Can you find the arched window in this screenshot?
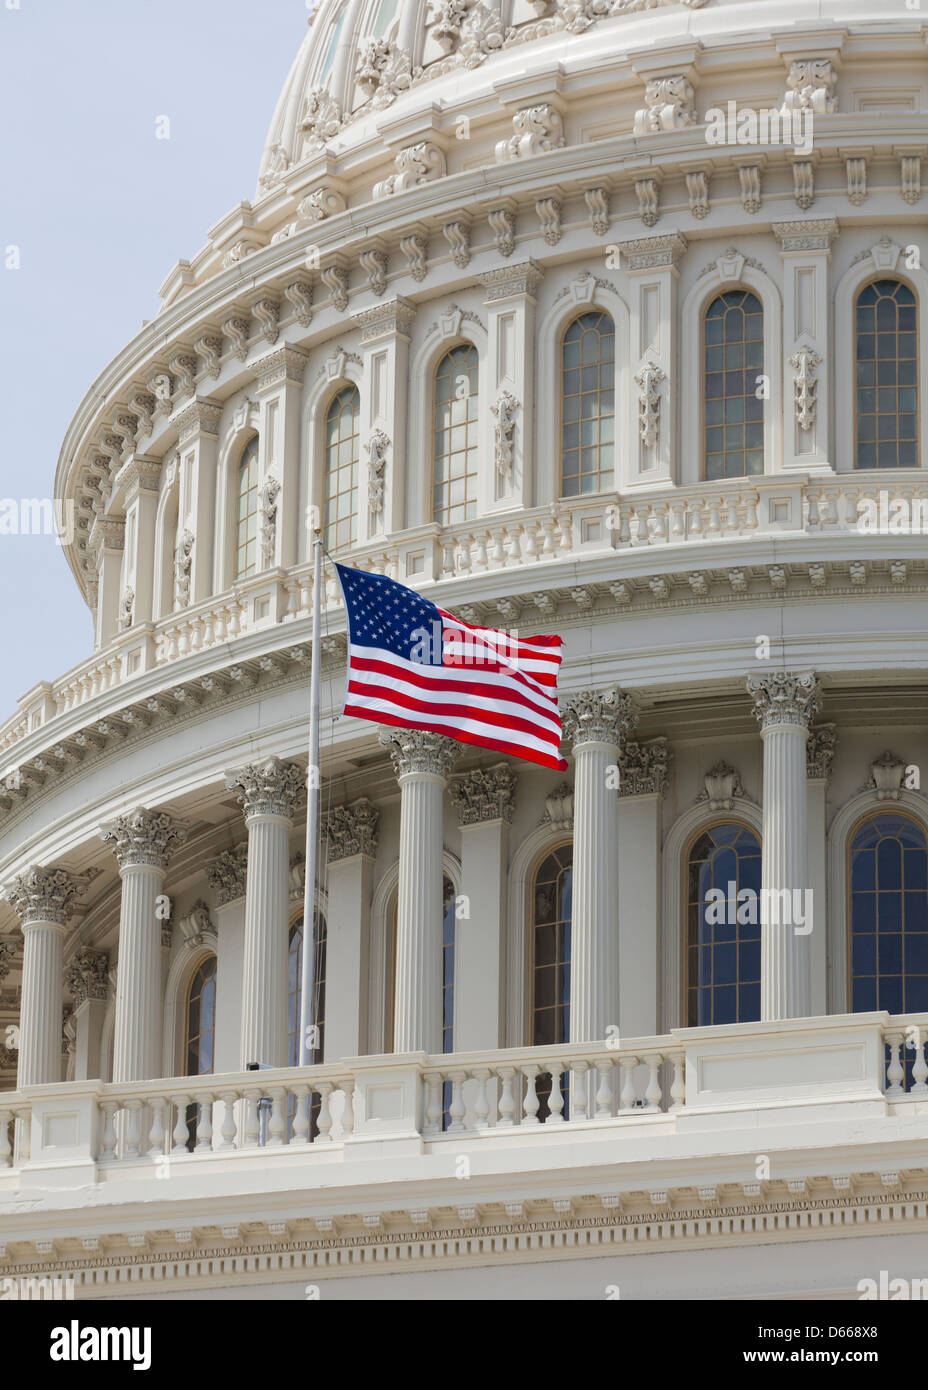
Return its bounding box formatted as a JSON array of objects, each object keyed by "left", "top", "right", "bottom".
[
  {"left": 184, "top": 954, "right": 217, "bottom": 1151},
  {"left": 532, "top": 844, "right": 572, "bottom": 1119},
  {"left": 288, "top": 912, "right": 328, "bottom": 1067},
  {"left": 323, "top": 386, "right": 360, "bottom": 552},
  {"left": 854, "top": 280, "right": 918, "bottom": 469},
  {"left": 686, "top": 823, "right": 761, "bottom": 1026},
  {"left": 849, "top": 812, "right": 928, "bottom": 1016},
  {"left": 561, "top": 311, "right": 615, "bottom": 497},
  {"left": 235, "top": 436, "right": 260, "bottom": 579},
  {"left": 703, "top": 291, "right": 764, "bottom": 480},
  {"left": 432, "top": 344, "right": 478, "bottom": 525}
]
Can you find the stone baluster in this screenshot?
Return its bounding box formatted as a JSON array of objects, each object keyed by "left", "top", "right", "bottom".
[
  {"left": 380, "top": 730, "right": 460, "bottom": 1053},
  {"left": 101, "top": 808, "right": 188, "bottom": 1082},
  {"left": 227, "top": 758, "right": 306, "bottom": 1068},
  {"left": 4, "top": 865, "right": 94, "bottom": 1086},
  {"left": 747, "top": 672, "right": 821, "bottom": 1021}
]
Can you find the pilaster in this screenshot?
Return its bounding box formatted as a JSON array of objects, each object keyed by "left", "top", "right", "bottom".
[
  {"left": 64, "top": 947, "right": 110, "bottom": 1082},
  {"left": 206, "top": 844, "right": 249, "bottom": 1074},
  {"left": 617, "top": 739, "right": 671, "bottom": 1037},
  {"left": 352, "top": 298, "right": 415, "bottom": 540},
  {"left": 773, "top": 219, "right": 839, "bottom": 472},
  {"left": 617, "top": 234, "right": 686, "bottom": 488},
  {"left": 478, "top": 261, "right": 543, "bottom": 513},
  {"left": 253, "top": 346, "right": 309, "bottom": 570},
  {"left": 173, "top": 399, "right": 222, "bottom": 604},
  {"left": 321, "top": 799, "right": 380, "bottom": 1061}
]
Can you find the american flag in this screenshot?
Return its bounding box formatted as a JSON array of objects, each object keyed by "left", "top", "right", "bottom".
[{"left": 335, "top": 564, "right": 567, "bottom": 771}]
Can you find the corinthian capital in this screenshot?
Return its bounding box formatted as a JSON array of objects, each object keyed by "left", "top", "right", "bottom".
[
  {"left": 323, "top": 798, "right": 380, "bottom": 860},
  {"left": 3, "top": 864, "right": 94, "bottom": 927},
  {"left": 747, "top": 672, "right": 821, "bottom": 732},
  {"left": 449, "top": 764, "right": 517, "bottom": 825},
  {"left": 65, "top": 947, "right": 110, "bottom": 1005},
  {"left": 618, "top": 738, "right": 672, "bottom": 798},
  {"left": 806, "top": 724, "right": 838, "bottom": 781},
  {"left": 100, "top": 808, "right": 188, "bottom": 869},
  {"left": 206, "top": 843, "right": 249, "bottom": 906},
  {"left": 226, "top": 757, "right": 306, "bottom": 821},
  {"left": 561, "top": 687, "right": 637, "bottom": 752},
  {"left": 379, "top": 728, "right": 461, "bottom": 780}
]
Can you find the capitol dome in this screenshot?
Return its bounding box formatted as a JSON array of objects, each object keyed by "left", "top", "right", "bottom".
[{"left": 2, "top": 0, "right": 928, "bottom": 1302}]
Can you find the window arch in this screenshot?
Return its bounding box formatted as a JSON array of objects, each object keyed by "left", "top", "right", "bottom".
[
  {"left": 323, "top": 386, "right": 360, "bottom": 552},
  {"left": 854, "top": 279, "right": 918, "bottom": 469},
  {"left": 288, "top": 911, "right": 328, "bottom": 1067},
  {"left": 184, "top": 954, "right": 217, "bottom": 1151},
  {"left": 432, "top": 344, "right": 478, "bottom": 525},
  {"left": 686, "top": 822, "right": 761, "bottom": 1026},
  {"left": 849, "top": 811, "right": 928, "bottom": 1015},
  {"left": 703, "top": 290, "right": 764, "bottom": 480},
  {"left": 234, "top": 436, "right": 260, "bottom": 579},
  {"left": 560, "top": 311, "right": 615, "bottom": 497}
]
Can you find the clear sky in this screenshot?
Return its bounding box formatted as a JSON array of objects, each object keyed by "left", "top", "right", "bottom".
[{"left": 0, "top": 0, "right": 309, "bottom": 727}]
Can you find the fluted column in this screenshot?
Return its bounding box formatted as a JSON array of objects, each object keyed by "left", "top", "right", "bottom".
[
  {"left": 322, "top": 800, "right": 379, "bottom": 1061},
  {"left": 4, "top": 866, "right": 93, "bottom": 1086},
  {"left": 747, "top": 672, "right": 822, "bottom": 1021},
  {"left": 562, "top": 689, "right": 637, "bottom": 1043},
  {"left": 617, "top": 738, "right": 672, "bottom": 1037},
  {"left": 101, "top": 809, "right": 187, "bottom": 1082},
  {"left": 227, "top": 759, "right": 305, "bottom": 1069},
  {"left": 380, "top": 730, "right": 460, "bottom": 1054}
]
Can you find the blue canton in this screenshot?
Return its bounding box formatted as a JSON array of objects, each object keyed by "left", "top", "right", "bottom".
[{"left": 335, "top": 564, "right": 443, "bottom": 666}]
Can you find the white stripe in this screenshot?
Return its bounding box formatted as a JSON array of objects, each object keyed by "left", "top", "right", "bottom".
[{"left": 347, "top": 692, "right": 561, "bottom": 760}]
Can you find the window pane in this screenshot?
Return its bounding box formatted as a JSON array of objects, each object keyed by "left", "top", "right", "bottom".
[
  {"left": 854, "top": 280, "right": 919, "bottom": 469},
  {"left": 559, "top": 312, "right": 615, "bottom": 497},
  {"left": 703, "top": 291, "right": 764, "bottom": 479},
  {"left": 323, "top": 386, "right": 360, "bottom": 552},
  {"left": 432, "top": 345, "right": 478, "bottom": 525},
  {"left": 686, "top": 823, "right": 762, "bottom": 1026}
]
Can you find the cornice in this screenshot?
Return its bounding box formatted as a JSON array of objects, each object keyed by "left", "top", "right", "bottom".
[{"left": 4, "top": 1174, "right": 928, "bottom": 1289}]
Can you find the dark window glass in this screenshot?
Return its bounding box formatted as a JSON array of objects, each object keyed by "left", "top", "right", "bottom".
[
  {"left": 686, "top": 823, "right": 762, "bottom": 1026},
  {"left": 703, "top": 291, "right": 764, "bottom": 480},
  {"left": 561, "top": 312, "right": 615, "bottom": 497},
  {"left": 855, "top": 280, "right": 919, "bottom": 469},
  {"left": 532, "top": 844, "right": 572, "bottom": 1119},
  {"left": 324, "top": 386, "right": 360, "bottom": 551},
  {"left": 433, "top": 345, "right": 478, "bottom": 525}
]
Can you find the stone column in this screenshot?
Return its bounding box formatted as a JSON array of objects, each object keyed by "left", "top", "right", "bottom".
[
  {"left": 617, "top": 739, "right": 671, "bottom": 1038},
  {"left": 101, "top": 809, "right": 187, "bottom": 1083},
  {"left": 747, "top": 672, "right": 822, "bottom": 1021},
  {"left": 227, "top": 759, "right": 306, "bottom": 1069},
  {"left": 562, "top": 689, "right": 637, "bottom": 1043},
  {"left": 449, "top": 764, "right": 516, "bottom": 1051},
  {"left": 120, "top": 456, "right": 162, "bottom": 627},
  {"left": 380, "top": 730, "right": 460, "bottom": 1054},
  {"left": 806, "top": 725, "right": 837, "bottom": 1017},
  {"left": 322, "top": 799, "right": 379, "bottom": 1061},
  {"left": 64, "top": 947, "right": 110, "bottom": 1081},
  {"left": 206, "top": 844, "right": 249, "bottom": 1075},
  {"left": 4, "top": 866, "right": 93, "bottom": 1086}
]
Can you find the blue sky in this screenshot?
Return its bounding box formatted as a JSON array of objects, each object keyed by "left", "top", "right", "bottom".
[{"left": 0, "top": 0, "right": 308, "bottom": 722}]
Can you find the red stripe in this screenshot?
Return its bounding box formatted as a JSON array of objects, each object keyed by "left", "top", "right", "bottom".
[
  {"left": 347, "top": 678, "right": 561, "bottom": 746},
  {"left": 437, "top": 608, "right": 564, "bottom": 650},
  {"left": 344, "top": 705, "right": 568, "bottom": 771},
  {"left": 349, "top": 653, "right": 560, "bottom": 725}
]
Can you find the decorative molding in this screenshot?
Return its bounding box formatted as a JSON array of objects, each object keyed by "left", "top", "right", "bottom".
[
  {"left": 699, "top": 761, "right": 745, "bottom": 811},
  {"left": 634, "top": 177, "right": 660, "bottom": 228},
  {"left": 379, "top": 728, "right": 461, "bottom": 779},
  {"left": 535, "top": 197, "right": 561, "bottom": 246},
  {"left": 845, "top": 156, "right": 867, "bottom": 207},
  {"left": 789, "top": 346, "right": 822, "bottom": 432},
  {"left": 619, "top": 232, "right": 686, "bottom": 273},
  {"left": 442, "top": 219, "right": 471, "bottom": 269},
  {"left": 488, "top": 207, "right": 515, "bottom": 258},
  {"left": 561, "top": 687, "right": 637, "bottom": 750},
  {"left": 806, "top": 724, "right": 837, "bottom": 782},
  {"left": 320, "top": 265, "right": 349, "bottom": 313},
  {"left": 491, "top": 391, "right": 519, "bottom": 483},
  {"left": 867, "top": 751, "right": 907, "bottom": 802},
  {"left": 3, "top": 865, "right": 94, "bottom": 927},
  {"left": 495, "top": 104, "right": 565, "bottom": 163},
  {"left": 900, "top": 154, "right": 921, "bottom": 206},
  {"left": 738, "top": 164, "right": 762, "bottom": 215},
  {"left": 173, "top": 529, "right": 194, "bottom": 611},
  {"left": 359, "top": 249, "right": 388, "bottom": 296},
  {"left": 685, "top": 169, "right": 709, "bottom": 220},
  {"left": 633, "top": 75, "right": 696, "bottom": 134},
  {"left": 373, "top": 142, "right": 446, "bottom": 200},
  {"left": 543, "top": 782, "right": 574, "bottom": 831},
  {"left": 284, "top": 279, "right": 314, "bottom": 327},
  {"left": 366, "top": 430, "right": 390, "bottom": 515},
  {"left": 618, "top": 738, "right": 671, "bottom": 798},
  {"left": 258, "top": 474, "right": 280, "bottom": 567},
  {"left": 400, "top": 233, "right": 428, "bottom": 282},
  {"left": 354, "top": 296, "right": 416, "bottom": 343},
  {"left": 355, "top": 39, "right": 412, "bottom": 108},
  {"left": 634, "top": 360, "right": 665, "bottom": 449},
  {"left": 100, "top": 808, "right": 188, "bottom": 871},
  {"left": 226, "top": 758, "right": 306, "bottom": 822},
  {"left": 298, "top": 185, "right": 347, "bottom": 223},
  {"left": 584, "top": 186, "right": 610, "bottom": 236},
  {"left": 772, "top": 218, "right": 839, "bottom": 254},
  {"left": 299, "top": 89, "right": 343, "bottom": 153},
  {"left": 323, "top": 797, "right": 380, "bottom": 860},
  {"left": 746, "top": 672, "right": 822, "bottom": 732},
  {"left": 449, "top": 764, "right": 517, "bottom": 825},
  {"left": 176, "top": 900, "right": 214, "bottom": 949},
  {"left": 206, "top": 844, "right": 248, "bottom": 907},
  {"left": 479, "top": 259, "right": 543, "bottom": 301},
  {"left": 781, "top": 59, "right": 838, "bottom": 116},
  {"left": 792, "top": 161, "right": 814, "bottom": 212},
  {"left": 222, "top": 317, "right": 251, "bottom": 363}
]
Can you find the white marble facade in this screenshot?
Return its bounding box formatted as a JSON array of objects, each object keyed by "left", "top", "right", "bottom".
[{"left": 1, "top": 0, "right": 928, "bottom": 1299}]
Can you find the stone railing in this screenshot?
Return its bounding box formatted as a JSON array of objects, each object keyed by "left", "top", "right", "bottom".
[
  {"left": 1, "top": 472, "right": 925, "bottom": 758},
  {"left": 1, "top": 1014, "right": 925, "bottom": 1184}
]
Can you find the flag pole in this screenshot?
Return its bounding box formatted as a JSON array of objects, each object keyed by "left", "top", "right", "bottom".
[{"left": 298, "top": 527, "right": 323, "bottom": 1068}]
